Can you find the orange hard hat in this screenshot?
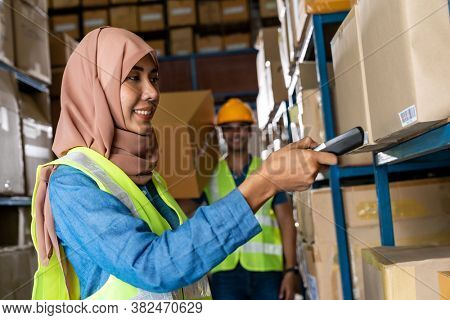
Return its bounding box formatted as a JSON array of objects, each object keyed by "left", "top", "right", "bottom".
[{"left": 216, "top": 98, "right": 255, "bottom": 125}]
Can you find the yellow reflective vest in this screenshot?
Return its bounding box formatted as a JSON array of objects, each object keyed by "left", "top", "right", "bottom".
[
  {"left": 31, "top": 147, "right": 211, "bottom": 300},
  {"left": 204, "top": 157, "right": 283, "bottom": 273}
]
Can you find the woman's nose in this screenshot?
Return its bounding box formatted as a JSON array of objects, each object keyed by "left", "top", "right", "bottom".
[{"left": 142, "top": 80, "right": 159, "bottom": 101}]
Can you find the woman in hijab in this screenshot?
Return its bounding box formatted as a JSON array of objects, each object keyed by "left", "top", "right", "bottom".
[{"left": 31, "top": 27, "right": 337, "bottom": 300}]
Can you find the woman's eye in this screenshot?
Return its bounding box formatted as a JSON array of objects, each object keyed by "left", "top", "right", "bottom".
[
  {"left": 150, "top": 77, "right": 159, "bottom": 84},
  {"left": 126, "top": 75, "right": 139, "bottom": 81}
]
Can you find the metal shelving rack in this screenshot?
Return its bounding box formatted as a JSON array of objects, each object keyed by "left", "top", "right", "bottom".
[{"left": 281, "top": 11, "right": 450, "bottom": 300}]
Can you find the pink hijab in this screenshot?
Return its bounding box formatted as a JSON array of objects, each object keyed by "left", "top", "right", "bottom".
[{"left": 35, "top": 27, "right": 159, "bottom": 266}]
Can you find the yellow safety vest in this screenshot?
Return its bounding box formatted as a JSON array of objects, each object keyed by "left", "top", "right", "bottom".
[
  {"left": 204, "top": 157, "right": 283, "bottom": 273},
  {"left": 31, "top": 147, "right": 211, "bottom": 300}
]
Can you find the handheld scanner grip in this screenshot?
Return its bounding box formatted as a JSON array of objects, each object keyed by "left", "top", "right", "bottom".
[{"left": 313, "top": 127, "right": 365, "bottom": 156}]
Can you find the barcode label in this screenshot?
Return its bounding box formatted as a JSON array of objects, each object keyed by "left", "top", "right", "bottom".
[
  {"left": 223, "top": 6, "right": 245, "bottom": 15},
  {"left": 398, "top": 105, "right": 417, "bottom": 127}
]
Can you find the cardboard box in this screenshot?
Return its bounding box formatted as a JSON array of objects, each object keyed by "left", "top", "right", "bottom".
[
  {"left": 0, "top": 0, "right": 14, "bottom": 66},
  {"left": 357, "top": 0, "right": 450, "bottom": 143},
  {"left": 50, "top": 67, "right": 64, "bottom": 97},
  {"left": 82, "top": 0, "right": 107, "bottom": 6},
  {"left": 196, "top": 35, "right": 223, "bottom": 54},
  {"left": 362, "top": 245, "right": 450, "bottom": 300},
  {"left": 23, "top": 0, "right": 48, "bottom": 12},
  {"left": 152, "top": 91, "right": 219, "bottom": 199},
  {"left": 0, "top": 70, "right": 25, "bottom": 195},
  {"left": 221, "top": 0, "right": 249, "bottom": 23},
  {"left": 170, "top": 27, "right": 194, "bottom": 56},
  {"left": 438, "top": 271, "right": 450, "bottom": 300},
  {"left": 167, "top": 0, "right": 196, "bottom": 27},
  {"left": 19, "top": 92, "right": 53, "bottom": 195},
  {"left": 138, "top": 4, "right": 164, "bottom": 32},
  {"left": 110, "top": 0, "right": 136, "bottom": 3},
  {"left": 146, "top": 40, "right": 165, "bottom": 57},
  {"left": 83, "top": 9, "right": 108, "bottom": 35},
  {"left": 305, "top": 0, "right": 355, "bottom": 14},
  {"left": 13, "top": 0, "right": 51, "bottom": 84},
  {"left": 51, "top": 15, "right": 80, "bottom": 40},
  {"left": 198, "top": 1, "right": 221, "bottom": 25},
  {"left": 303, "top": 243, "right": 343, "bottom": 299},
  {"left": 49, "top": 33, "right": 78, "bottom": 67},
  {"left": 299, "top": 89, "right": 325, "bottom": 144},
  {"left": 0, "top": 246, "right": 38, "bottom": 299},
  {"left": 259, "top": 0, "right": 278, "bottom": 18},
  {"left": 50, "top": 0, "right": 79, "bottom": 8},
  {"left": 110, "top": 6, "right": 138, "bottom": 32},
  {"left": 224, "top": 33, "right": 250, "bottom": 51}
]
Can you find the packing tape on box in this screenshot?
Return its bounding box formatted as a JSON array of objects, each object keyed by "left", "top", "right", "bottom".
[
  {"left": 356, "top": 199, "right": 427, "bottom": 221},
  {"left": 0, "top": 107, "right": 9, "bottom": 132},
  {"left": 305, "top": 0, "right": 355, "bottom": 14},
  {"left": 141, "top": 13, "right": 162, "bottom": 22},
  {"left": 85, "top": 18, "right": 106, "bottom": 28},
  {"left": 171, "top": 7, "right": 192, "bottom": 16},
  {"left": 223, "top": 6, "right": 245, "bottom": 15}
]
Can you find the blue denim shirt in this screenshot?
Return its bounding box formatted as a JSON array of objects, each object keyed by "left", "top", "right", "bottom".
[{"left": 49, "top": 165, "right": 261, "bottom": 299}]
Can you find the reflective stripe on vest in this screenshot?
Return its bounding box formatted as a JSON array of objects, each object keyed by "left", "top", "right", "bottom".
[
  {"left": 31, "top": 147, "right": 211, "bottom": 300},
  {"left": 204, "top": 157, "right": 283, "bottom": 273}
]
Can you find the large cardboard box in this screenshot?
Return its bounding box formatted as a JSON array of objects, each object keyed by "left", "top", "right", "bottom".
[
  {"left": 438, "top": 271, "right": 450, "bottom": 300},
  {"left": 110, "top": 6, "right": 138, "bottom": 32},
  {"left": 0, "top": 0, "right": 14, "bottom": 66},
  {"left": 362, "top": 246, "right": 450, "bottom": 300},
  {"left": 357, "top": 0, "right": 450, "bottom": 143},
  {"left": 49, "top": 33, "right": 78, "bottom": 67},
  {"left": 152, "top": 91, "right": 219, "bottom": 199},
  {"left": 303, "top": 243, "right": 343, "bottom": 299},
  {"left": 198, "top": 1, "right": 221, "bottom": 25},
  {"left": 259, "top": 0, "right": 278, "bottom": 18},
  {"left": 24, "top": 0, "right": 48, "bottom": 12},
  {"left": 224, "top": 33, "right": 250, "bottom": 51},
  {"left": 51, "top": 14, "right": 80, "bottom": 40},
  {"left": 0, "top": 70, "right": 25, "bottom": 195},
  {"left": 170, "top": 27, "right": 193, "bottom": 56},
  {"left": 49, "top": 0, "right": 79, "bottom": 8},
  {"left": 82, "top": 0, "right": 108, "bottom": 6},
  {"left": 299, "top": 89, "right": 325, "bottom": 144},
  {"left": 146, "top": 40, "right": 165, "bottom": 57},
  {"left": 138, "top": 4, "right": 164, "bottom": 32},
  {"left": 19, "top": 92, "right": 53, "bottom": 196},
  {"left": 167, "top": 0, "right": 196, "bottom": 27},
  {"left": 221, "top": 0, "right": 249, "bottom": 23},
  {"left": 196, "top": 35, "right": 222, "bottom": 54},
  {"left": 13, "top": 0, "right": 51, "bottom": 84},
  {"left": 83, "top": 9, "right": 108, "bottom": 35},
  {"left": 305, "top": 0, "right": 355, "bottom": 14}
]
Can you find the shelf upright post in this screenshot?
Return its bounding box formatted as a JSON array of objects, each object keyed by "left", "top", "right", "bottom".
[{"left": 312, "top": 13, "right": 353, "bottom": 300}]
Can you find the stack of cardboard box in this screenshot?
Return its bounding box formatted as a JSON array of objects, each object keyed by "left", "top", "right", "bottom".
[{"left": 296, "top": 177, "right": 450, "bottom": 299}]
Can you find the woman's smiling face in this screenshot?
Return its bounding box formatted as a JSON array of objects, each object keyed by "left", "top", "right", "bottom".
[{"left": 120, "top": 54, "right": 159, "bottom": 135}]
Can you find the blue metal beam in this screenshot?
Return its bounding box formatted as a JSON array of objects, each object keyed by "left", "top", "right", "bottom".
[
  {"left": 0, "top": 197, "right": 32, "bottom": 206},
  {"left": 0, "top": 61, "right": 49, "bottom": 93}
]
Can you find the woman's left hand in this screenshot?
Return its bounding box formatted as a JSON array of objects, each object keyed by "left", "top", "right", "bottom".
[{"left": 278, "top": 272, "right": 298, "bottom": 300}]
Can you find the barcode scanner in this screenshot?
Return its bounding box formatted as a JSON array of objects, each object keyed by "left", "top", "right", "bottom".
[{"left": 313, "top": 127, "right": 365, "bottom": 156}]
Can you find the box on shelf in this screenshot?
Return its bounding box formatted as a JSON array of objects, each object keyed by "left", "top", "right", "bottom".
[
  {"left": 298, "top": 89, "right": 325, "bottom": 144},
  {"left": 362, "top": 245, "right": 450, "bottom": 300},
  {"left": 224, "top": 33, "right": 250, "bottom": 51},
  {"left": 82, "top": 0, "right": 108, "bottom": 6},
  {"left": 438, "top": 271, "right": 450, "bottom": 300},
  {"left": 19, "top": 92, "right": 53, "bottom": 196},
  {"left": 146, "top": 40, "right": 165, "bottom": 57},
  {"left": 13, "top": 0, "right": 51, "bottom": 84},
  {"left": 50, "top": 33, "right": 79, "bottom": 68},
  {"left": 357, "top": 0, "right": 450, "bottom": 143},
  {"left": 110, "top": 0, "right": 137, "bottom": 3},
  {"left": 23, "top": 0, "right": 48, "bottom": 12},
  {"left": 152, "top": 90, "right": 220, "bottom": 199},
  {"left": 221, "top": 0, "right": 249, "bottom": 23},
  {"left": 138, "top": 4, "right": 164, "bottom": 32},
  {"left": 259, "top": 0, "right": 278, "bottom": 18},
  {"left": 196, "top": 35, "right": 223, "bottom": 54},
  {"left": 110, "top": 6, "right": 139, "bottom": 32},
  {"left": 168, "top": 0, "right": 196, "bottom": 27},
  {"left": 305, "top": 0, "right": 355, "bottom": 14},
  {"left": 0, "top": 0, "right": 15, "bottom": 66},
  {"left": 49, "top": 0, "right": 79, "bottom": 9},
  {"left": 51, "top": 14, "right": 80, "bottom": 40},
  {"left": 170, "top": 27, "right": 194, "bottom": 56},
  {"left": 83, "top": 9, "right": 108, "bottom": 35},
  {"left": 198, "top": 1, "right": 221, "bottom": 25},
  {"left": 0, "top": 70, "right": 25, "bottom": 195}
]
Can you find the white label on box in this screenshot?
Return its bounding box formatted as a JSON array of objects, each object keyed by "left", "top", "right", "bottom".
[
  {"left": 25, "top": 144, "right": 51, "bottom": 159},
  {"left": 398, "top": 105, "right": 417, "bottom": 127},
  {"left": 223, "top": 5, "right": 245, "bottom": 15},
  {"left": 0, "top": 107, "right": 9, "bottom": 132},
  {"left": 171, "top": 7, "right": 192, "bottom": 16},
  {"left": 306, "top": 274, "right": 318, "bottom": 300},
  {"left": 54, "top": 23, "right": 77, "bottom": 32},
  {"left": 226, "top": 43, "right": 247, "bottom": 51},
  {"left": 84, "top": 19, "right": 106, "bottom": 28},
  {"left": 198, "top": 46, "right": 221, "bottom": 53},
  {"left": 265, "top": 1, "right": 277, "bottom": 10},
  {"left": 141, "top": 13, "right": 162, "bottom": 22}
]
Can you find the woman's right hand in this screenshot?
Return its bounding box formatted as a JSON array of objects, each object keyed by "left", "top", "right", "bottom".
[{"left": 238, "top": 137, "right": 337, "bottom": 213}]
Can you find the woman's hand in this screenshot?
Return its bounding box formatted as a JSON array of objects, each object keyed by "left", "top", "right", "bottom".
[{"left": 238, "top": 137, "right": 337, "bottom": 213}]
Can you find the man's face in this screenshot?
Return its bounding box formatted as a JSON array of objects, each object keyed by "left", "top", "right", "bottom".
[{"left": 221, "top": 122, "right": 252, "bottom": 153}]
